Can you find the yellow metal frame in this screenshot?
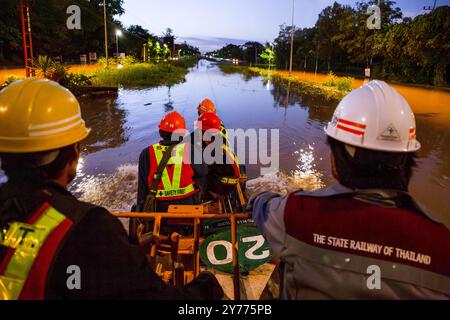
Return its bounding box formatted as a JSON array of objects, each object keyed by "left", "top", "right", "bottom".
[{"left": 113, "top": 209, "right": 252, "bottom": 300}]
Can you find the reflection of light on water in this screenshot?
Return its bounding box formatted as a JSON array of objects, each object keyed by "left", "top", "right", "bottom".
[
  {"left": 76, "top": 157, "right": 84, "bottom": 177},
  {"left": 247, "top": 143, "right": 324, "bottom": 196},
  {"left": 266, "top": 80, "right": 272, "bottom": 91},
  {"left": 71, "top": 164, "right": 138, "bottom": 212},
  {"left": 291, "top": 143, "right": 323, "bottom": 190},
  {"left": 294, "top": 145, "right": 316, "bottom": 176}
]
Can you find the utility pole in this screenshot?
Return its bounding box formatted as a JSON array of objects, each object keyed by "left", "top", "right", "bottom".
[
  {"left": 20, "top": 0, "right": 34, "bottom": 77},
  {"left": 424, "top": 0, "right": 437, "bottom": 11},
  {"left": 103, "top": 0, "right": 109, "bottom": 67},
  {"left": 116, "top": 30, "right": 122, "bottom": 58},
  {"left": 289, "top": 0, "right": 295, "bottom": 76}
]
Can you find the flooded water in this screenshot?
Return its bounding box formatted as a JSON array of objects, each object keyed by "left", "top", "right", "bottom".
[{"left": 1, "top": 60, "right": 449, "bottom": 227}]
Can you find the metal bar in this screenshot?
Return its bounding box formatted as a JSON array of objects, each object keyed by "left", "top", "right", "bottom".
[
  {"left": 231, "top": 215, "right": 240, "bottom": 300},
  {"left": 25, "top": 0, "right": 34, "bottom": 76},
  {"left": 149, "top": 216, "right": 161, "bottom": 269},
  {"left": 20, "top": 0, "right": 29, "bottom": 77},
  {"left": 113, "top": 213, "right": 251, "bottom": 219},
  {"left": 117, "top": 211, "right": 252, "bottom": 300},
  {"left": 103, "top": 0, "right": 109, "bottom": 67},
  {"left": 236, "top": 183, "right": 246, "bottom": 208},
  {"left": 193, "top": 218, "right": 200, "bottom": 277}
]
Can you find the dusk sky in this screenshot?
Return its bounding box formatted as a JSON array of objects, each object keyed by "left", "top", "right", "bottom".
[{"left": 119, "top": 0, "right": 450, "bottom": 52}]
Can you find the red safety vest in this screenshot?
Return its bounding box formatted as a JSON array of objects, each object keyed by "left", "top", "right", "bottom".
[
  {"left": 0, "top": 203, "right": 73, "bottom": 300},
  {"left": 147, "top": 143, "right": 198, "bottom": 201},
  {"left": 284, "top": 193, "right": 450, "bottom": 279}
]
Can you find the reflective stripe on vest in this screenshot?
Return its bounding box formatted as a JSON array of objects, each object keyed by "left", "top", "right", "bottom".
[
  {"left": 152, "top": 143, "right": 197, "bottom": 199},
  {"left": 220, "top": 123, "right": 229, "bottom": 141},
  {"left": 0, "top": 203, "right": 72, "bottom": 300},
  {"left": 218, "top": 144, "right": 240, "bottom": 185}
]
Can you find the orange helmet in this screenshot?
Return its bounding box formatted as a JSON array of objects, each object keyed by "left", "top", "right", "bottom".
[
  {"left": 159, "top": 111, "right": 187, "bottom": 133},
  {"left": 196, "top": 112, "right": 222, "bottom": 131},
  {"left": 197, "top": 99, "right": 217, "bottom": 114}
]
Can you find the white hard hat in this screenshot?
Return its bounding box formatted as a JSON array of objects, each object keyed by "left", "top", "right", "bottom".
[{"left": 325, "top": 80, "right": 420, "bottom": 152}]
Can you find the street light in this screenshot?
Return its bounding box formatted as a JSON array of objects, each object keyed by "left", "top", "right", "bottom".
[
  {"left": 103, "top": 0, "right": 108, "bottom": 67},
  {"left": 116, "top": 30, "right": 122, "bottom": 58}
]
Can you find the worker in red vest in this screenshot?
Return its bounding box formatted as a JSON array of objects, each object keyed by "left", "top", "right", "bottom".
[
  {"left": 137, "top": 111, "right": 199, "bottom": 213},
  {"left": 195, "top": 112, "right": 240, "bottom": 199},
  {"left": 0, "top": 79, "right": 223, "bottom": 300},
  {"left": 250, "top": 80, "right": 450, "bottom": 299}
]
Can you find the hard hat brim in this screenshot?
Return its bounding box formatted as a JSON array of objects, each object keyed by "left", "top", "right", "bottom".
[{"left": 0, "top": 126, "right": 91, "bottom": 154}]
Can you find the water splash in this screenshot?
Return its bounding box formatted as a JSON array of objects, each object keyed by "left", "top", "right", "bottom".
[
  {"left": 71, "top": 147, "right": 324, "bottom": 213},
  {"left": 247, "top": 144, "right": 324, "bottom": 196},
  {"left": 72, "top": 164, "right": 138, "bottom": 212}
]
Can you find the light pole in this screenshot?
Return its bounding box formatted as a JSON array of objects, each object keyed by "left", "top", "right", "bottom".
[
  {"left": 116, "top": 30, "right": 122, "bottom": 58},
  {"left": 269, "top": 42, "right": 274, "bottom": 71},
  {"left": 103, "top": 0, "right": 109, "bottom": 67},
  {"left": 289, "top": 0, "right": 295, "bottom": 76}
]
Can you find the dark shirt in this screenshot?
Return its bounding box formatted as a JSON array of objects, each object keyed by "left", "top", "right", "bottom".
[{"left": 0, "top": 182, "right": 222, "bottom": 299}]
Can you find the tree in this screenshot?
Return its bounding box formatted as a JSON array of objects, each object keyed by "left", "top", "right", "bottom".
[
  {"left": 273, "top": 24, "right": 293, "bottom": 69},
  {"left": 315, "top": 2, "right": 351, "bottom": 71},
  {"left": 294, "top": 28, "right": 317, "bottom": 70},
  {"left": 406, "top": 6, "right": 450, "bottom": 86},
  {"left": 213, "top": 44, "right": 244, "bottom": 60},
  {"left": 122, "top": 25, "right": 154, "bottom": 58},
  {"left": 0, "top": 0, "right": 23, "bottom": 65},
  {"left": 260, "top": 46, "right": 275, "bottom": 68},
  {"left": 0, "top": 0, "right": 126, "bottom": 63},
  {"left": 175, "top": 42, "right": 200, "bottom": 57},
  {"left": 163, "top": 28, "right": 174, "bottom": 38},
  {"left": 242, "top": 42, "right": 264, "bottom": 64}
]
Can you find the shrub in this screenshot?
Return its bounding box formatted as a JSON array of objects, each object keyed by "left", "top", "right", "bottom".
[
  {"left": 4, "top": 75, "right": 25, "bottom": 85},
  {"left": 323, "top": 71, "right": 354, "bottom": 92},
  {"left": 91, "top": 63, "right": 188, "bottom": 87}
]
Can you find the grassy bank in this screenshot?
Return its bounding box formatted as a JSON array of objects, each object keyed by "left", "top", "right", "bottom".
[
  {"left": 1, "top": 57, "right": 200, "bottom": 91},
  {"left": 218, "top": 63, "right": 354, "bottom": 102},
  {"left": 91, "top": 63, "right": 188, "bottom": 87},
  {"left": 88, "top": 57, "right": 200, "bottom": 88}
]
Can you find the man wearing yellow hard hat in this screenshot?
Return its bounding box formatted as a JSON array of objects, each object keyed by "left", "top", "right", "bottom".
[{"left": 0, "top": 78, "right": 223, "bottom": 300}]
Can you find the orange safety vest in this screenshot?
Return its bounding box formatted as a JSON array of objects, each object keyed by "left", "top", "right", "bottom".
[
  {"left": 0, "top": 203, "right": 73, "bottom": 300},
  {"left": 147, "top": 143, "right": 198, "bottom": 201}
]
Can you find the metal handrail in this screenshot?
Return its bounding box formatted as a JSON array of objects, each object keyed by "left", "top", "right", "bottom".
[{"left": 113, "top": 211, "right": 252, "bottom": 300}]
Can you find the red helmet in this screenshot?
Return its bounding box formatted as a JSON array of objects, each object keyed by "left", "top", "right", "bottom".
[
  {"left": 197, "top": 99, "right": 217, "bottom": 115},
  {"left": 159, "top": 111, "right": 187, "bottom": 133},
  {"left": 196, "top": 112, "right": 222, "bottom": 131}
]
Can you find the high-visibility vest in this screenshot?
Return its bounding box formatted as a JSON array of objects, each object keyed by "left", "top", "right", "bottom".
[
  {"left": 218, "top": 145, "right": 240, "bottom": 186},
  {"left": 0, "top": 203, "right": 73, "bottom": 300},
  {"left": 147, "top": 143, "right": 198, "bottom": 201},
  {"left": 220, "top": 123, "right": 229, "bottom": 142}
]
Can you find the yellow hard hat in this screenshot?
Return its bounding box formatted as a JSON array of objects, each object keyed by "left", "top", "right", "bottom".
[{"left": 0, "top": 78, "right": 91, "bottom": 153}]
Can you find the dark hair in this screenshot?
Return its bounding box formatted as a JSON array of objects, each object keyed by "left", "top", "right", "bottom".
[
  {"left": 327, "top": 137, "right": 416, "bottom": 191},
  {"left": 0, "top": 144, "right": 79, "bottom": 187},
  {"left": 159, "top": 130, "right": 183, "bottom": 143}
]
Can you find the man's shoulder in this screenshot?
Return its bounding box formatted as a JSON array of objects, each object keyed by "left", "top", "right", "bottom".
[{"left": 45, "top": 187, "right": 111, "bottom": 225}]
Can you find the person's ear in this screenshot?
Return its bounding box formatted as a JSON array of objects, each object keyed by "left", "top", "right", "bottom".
[{"left": 72, "top": 143, "right": 80, "bottom": 161}]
